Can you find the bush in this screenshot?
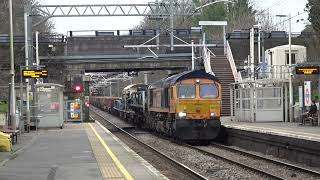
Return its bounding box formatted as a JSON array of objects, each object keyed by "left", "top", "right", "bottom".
[{"left": 0, "top": 101, "right": 8, "bottom": 113}]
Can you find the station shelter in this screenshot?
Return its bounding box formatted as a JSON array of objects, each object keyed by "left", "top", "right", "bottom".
[{"left": 34, "top": 83, "right": 64, "bottom": 129}]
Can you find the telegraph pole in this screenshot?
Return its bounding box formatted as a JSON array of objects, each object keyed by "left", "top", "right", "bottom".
[
  {"left": 24, "top": 6, "right": 31, "bottom": 130},
  {"left": 9, "top": 0, "right": 16, "bottom": 130},
  {"left": 288, "top": 13, "right": 293, "bottom": 122}
]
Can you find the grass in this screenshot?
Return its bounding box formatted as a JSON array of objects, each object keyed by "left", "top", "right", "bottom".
[{"left": 0, "top": 103, "right": 8, "bottom": 113}]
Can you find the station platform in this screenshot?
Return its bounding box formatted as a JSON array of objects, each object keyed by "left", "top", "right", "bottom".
[
  {"left": 221, "top": 119, "right": 320, "bottom": 142},
  {"left": 0, "top": 122, "right": 167, "bottom": 180},
  {"left": 221, "top": 119, "right": 320, "bottom": 166}
]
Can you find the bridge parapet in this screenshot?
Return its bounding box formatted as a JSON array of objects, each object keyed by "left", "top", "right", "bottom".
[{"left": 66, "top": 35, "right": 201, "bottom": 56}]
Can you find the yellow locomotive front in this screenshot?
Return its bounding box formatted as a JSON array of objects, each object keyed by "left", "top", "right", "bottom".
[
  {"left": 169, "top": 75, "right": 221, "bottom": 141},
  {"left": 148, "top": 70, "right": 221, "bottom": 141},
  {"left": 173, "top": 78, "right": 221, "bottom": 120}
]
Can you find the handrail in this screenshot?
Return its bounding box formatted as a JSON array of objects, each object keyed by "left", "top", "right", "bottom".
[
  {"left": 202, "top": 46, "right": 215, "bottom": 75},
  {"left": 226, "top": 40, "right": 241, "bottom": 82}
]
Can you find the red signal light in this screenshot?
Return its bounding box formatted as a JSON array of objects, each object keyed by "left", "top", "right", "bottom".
[
  {"left": 75, "top": 85, "right": 81, "bottom": 91},
  {"left": 72, "top": 84, "right": 83, "bottom": 93}
]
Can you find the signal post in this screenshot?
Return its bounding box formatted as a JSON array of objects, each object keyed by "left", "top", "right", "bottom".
[{"left": 65, "top": 74, "right": 91, "bottom": 122}]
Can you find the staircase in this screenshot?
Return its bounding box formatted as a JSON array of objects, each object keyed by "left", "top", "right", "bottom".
[{"left": 211, "top": 55, "right": 235, "bottom": 116}]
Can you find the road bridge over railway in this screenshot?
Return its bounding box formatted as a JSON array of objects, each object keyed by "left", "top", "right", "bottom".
[{"left": 40, "top": 53, "right": 192, "bottom": 72}]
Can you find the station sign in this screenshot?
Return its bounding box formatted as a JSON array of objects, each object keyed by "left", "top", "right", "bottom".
[
  {"left": 304, "top": 81, "right": 311, "bottom": 107},
  {"left": 22, "top": 70, "right": 48, "bottom": 78},
  {"left": 295, "top": 66, "right": 319, "bottom": 75}
]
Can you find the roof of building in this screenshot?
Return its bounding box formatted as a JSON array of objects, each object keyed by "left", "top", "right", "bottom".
[{"left": 268, "top": 44, "right": 306, "bottom": 51}]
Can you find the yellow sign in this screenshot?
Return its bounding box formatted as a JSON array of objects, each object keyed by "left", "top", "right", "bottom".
[
  {"left": 23, "top": 70, "right": 48, "bottom": 78},
  {"left": 296, "top": 66, "right": 319, "bottom": 75}
]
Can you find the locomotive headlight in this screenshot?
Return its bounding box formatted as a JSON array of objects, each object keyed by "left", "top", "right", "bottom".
[
  {"left": 210, "top": 112, "right": 215, "bottom": 117},
  {"left": 178, "top": 112, "right": 187, "bottom": 118}
]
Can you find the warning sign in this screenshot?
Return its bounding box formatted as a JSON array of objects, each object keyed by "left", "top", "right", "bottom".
[{"left": 304, "top": 81, "right": 311, "bottom": 106}]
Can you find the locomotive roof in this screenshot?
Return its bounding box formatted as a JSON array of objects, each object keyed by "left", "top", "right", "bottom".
[
  {"left": 123, "top": 84, "right": 148, "bottom": 93},
  {"left": 149, "top": 70, "right": 219, "bottom": 89}
]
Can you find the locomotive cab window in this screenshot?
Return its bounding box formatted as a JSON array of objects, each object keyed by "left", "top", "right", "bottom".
[
  {"left": 177, "top": 84, "right": 195, "bottom": 99},
  {"left": 200, "top": 83, "right": 219, "bottom": 98}
]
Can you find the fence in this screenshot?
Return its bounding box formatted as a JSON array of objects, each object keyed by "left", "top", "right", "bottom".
[
  {"left": 232, "top": 81, "right": 286, "bottom": 122},
  {"left": 240, "top": 65, "right": 291, "bottom": 81}
]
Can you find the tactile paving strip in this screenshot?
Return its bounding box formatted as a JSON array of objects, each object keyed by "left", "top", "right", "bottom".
[{"left": 85, "top": 124, "right": 125, "bottom": 180}]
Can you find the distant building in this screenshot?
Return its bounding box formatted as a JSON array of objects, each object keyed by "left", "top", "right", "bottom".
[
  {"left": 265, "top": 45, "right": 307, "bottom": 66},
  {"left": 262, "top": 45, "right": 307, "bottom": 80}
]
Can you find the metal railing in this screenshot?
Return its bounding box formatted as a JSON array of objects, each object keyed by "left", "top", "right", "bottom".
[
  {"left": 0, "top": 34, "right": 65, "bottom": 44},
  {"left": 226, "top": 40, "right": 241, "bottom": 82},
  {"left": 67, "top": 29, "right": 202, "bottom": 37},
  {"left": 226, "top": 31, "right": 317, "bottom": 39},
  {"left": 240, "top": 65, "right": 291, "bottom": 80}
]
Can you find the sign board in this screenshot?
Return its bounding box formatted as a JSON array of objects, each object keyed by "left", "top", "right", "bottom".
[
  {"left": 199, "top": 21, "right": 228, "bottom": 26},
  {"left": 66, "top": 100, "right": 82, "bottom": 121},
  {"left": 23, "top": 70, "right": 48, "bottom": 78},
  {"left": 38, "top": 87, "right": 52, "bottom": 92},
  {"left": 304, "top": 81, "right": 311, "bottom": 106},
  {"left": 295, "top": 66, "right": 320, "bottom": 75}
]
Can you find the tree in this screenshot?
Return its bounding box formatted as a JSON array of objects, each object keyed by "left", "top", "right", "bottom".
[
  {"left": 305, "top": 0, "right": 320, "bottom": 36},
  {"left": 136, "top": 0, "right": 257, "bottom": 38},
  {"left": 0, "top": 0, "right": 54, "bottom": 91},
  {"left": 0, "top": 0, "right": 53, "bottom": 34}
]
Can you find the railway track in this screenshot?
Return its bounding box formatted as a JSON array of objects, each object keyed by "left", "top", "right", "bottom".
[
  {"left": 186, "top": 143, "right": 320, "bottom": 180},
  {"left": 91, "top": 107, "right": 320, "bottom": 179},
  {"left": 90, "top": 110, "right": 208, "bottom": 180}
]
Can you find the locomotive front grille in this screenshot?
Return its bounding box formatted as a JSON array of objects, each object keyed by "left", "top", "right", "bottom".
[{"left": 176, "top": 100, "right": 221, "bottom": 119}]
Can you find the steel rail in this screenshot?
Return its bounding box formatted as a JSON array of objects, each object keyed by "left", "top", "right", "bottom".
[
  {"left": 90, "top": 110, "right": 208, "bottom": 180},
  {"left": 185, "top": 144, "right": 286, "bottom": 180},
  {"left": 210, "top": 142, "right": 320, "bottom": 177}
]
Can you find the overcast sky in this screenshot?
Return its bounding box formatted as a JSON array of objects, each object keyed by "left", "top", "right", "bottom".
[{"left": 40, "top": 0, "right": 309, "bottom": 34}]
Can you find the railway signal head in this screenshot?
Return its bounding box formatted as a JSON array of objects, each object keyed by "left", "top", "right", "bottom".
[{"left": 72, "top": 84, "right": 83, "bottom": 93}]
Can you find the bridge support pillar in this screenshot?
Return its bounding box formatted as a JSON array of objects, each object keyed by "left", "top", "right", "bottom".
[{"left": 83, "top": 75, "right": 90, "bottom": 122}]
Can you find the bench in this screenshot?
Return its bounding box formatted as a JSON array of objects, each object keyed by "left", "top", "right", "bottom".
[
  {"left": 302, "top": 111, "right": 319, "bottom": 126},
  {"left": 0, "top": 129, "right": 19, "bottom": 144}
]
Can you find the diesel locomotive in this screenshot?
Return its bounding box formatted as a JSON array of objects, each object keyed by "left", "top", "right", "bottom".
[{"left": 91, "top": 70, "right": 222, "bottom": 141}]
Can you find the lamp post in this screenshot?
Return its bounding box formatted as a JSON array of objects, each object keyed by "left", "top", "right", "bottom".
[
  {"left": 9, "top": 0, "right": 16, "bottom": 131},
  {"left": 276, "top": 14, "right": 293, "bottom": 122}
]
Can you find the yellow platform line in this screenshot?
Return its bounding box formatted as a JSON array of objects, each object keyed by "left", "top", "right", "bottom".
[{"left": 88, "top": 123, "right": 134, "bottom": 180}]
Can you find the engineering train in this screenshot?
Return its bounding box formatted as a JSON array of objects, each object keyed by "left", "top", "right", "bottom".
[{"left": 90, "top": 70, "right": 222, "bottom": 142}]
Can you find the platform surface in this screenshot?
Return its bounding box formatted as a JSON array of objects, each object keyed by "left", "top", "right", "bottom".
[
  {"left": 0, "top": 123, "right": 167, "bottom": 180},
  {"left": 221, "top": 119, "right": 320, "bottom": 142}
]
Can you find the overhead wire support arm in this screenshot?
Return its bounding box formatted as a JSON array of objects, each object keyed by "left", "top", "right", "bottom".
[{"left": 31, "top": 3, "right": 200, "bottom": 17}]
